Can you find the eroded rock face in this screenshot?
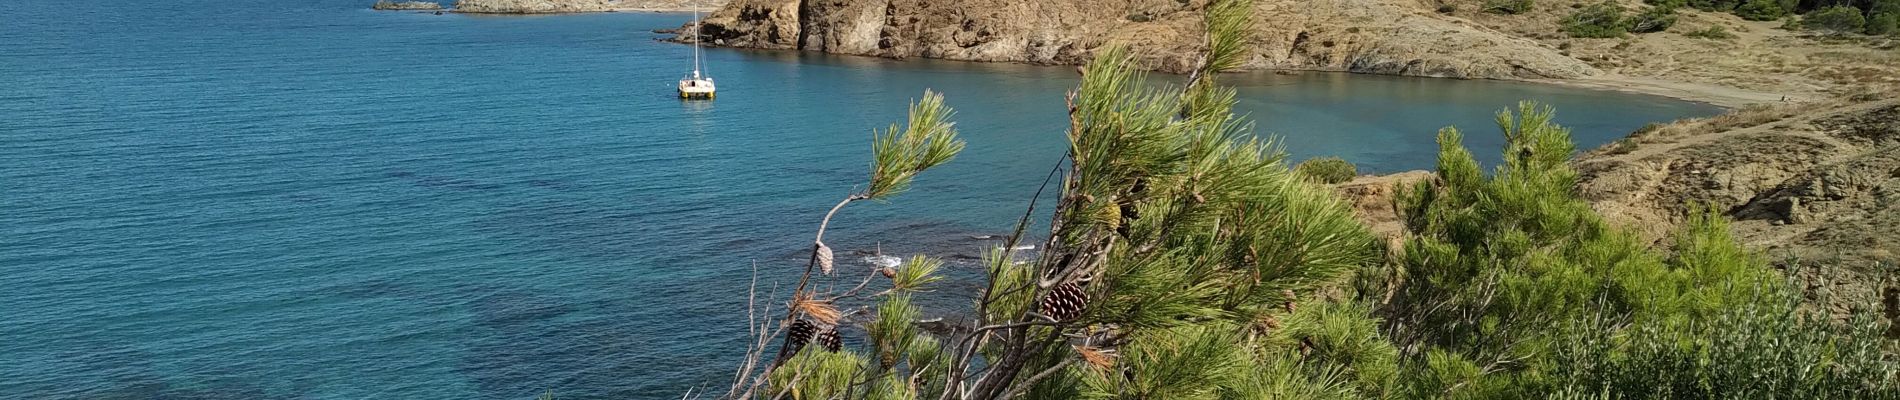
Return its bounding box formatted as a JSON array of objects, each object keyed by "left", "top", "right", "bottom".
[{"left": 682, "top": 0, "right": 1598, "bottom": 79}]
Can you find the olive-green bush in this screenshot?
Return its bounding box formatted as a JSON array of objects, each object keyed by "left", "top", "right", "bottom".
[
  {"left": 1805, "top": 5, "right": 1869, "bottom": 34},
  {"left": 1627, "top": 6, "right": 1679, "bottom": 33},
  {"left": 1565, "top": 2, "right": 1629, "bottom": 38},
  {"left": 1294, "top": 157, "right": 1358, "bottom": 184}
]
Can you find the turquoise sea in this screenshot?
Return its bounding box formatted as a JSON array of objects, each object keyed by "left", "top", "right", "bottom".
[{"left": 0, "top": 0, "right": 1722, "bottom": 398}]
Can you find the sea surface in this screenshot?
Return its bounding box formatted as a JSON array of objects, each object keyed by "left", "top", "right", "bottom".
[{"left": 0, "top": 0, "right": 1723, "bottom": 398}]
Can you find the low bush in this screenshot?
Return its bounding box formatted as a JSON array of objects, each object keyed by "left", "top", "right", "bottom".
[
  {"left": 1294, "top": 157, "right": 1358, "bottom": 184},
  {"left": 1867, "top": 11, "right": 1899, "bottom": 35},
  {"left": 1735, "top": 0, "right": 1797, "bottom": 21},
  {"left": 1628, "top": 6, "right": 1679, "bottom": 33},
  {"left": 1565, "top": 2, "right": 1628, "bottom": 38},
  {"left": 1549, "top": 284, "right": 1900, "bottom": 398},
  {"left": 1484, "top": 0, "right": 1535, "bottom": 14},
  {"left": 1805, "top": 5, "right": 1869, "bottom": 34},
  {"left": 1687, "top": 0, "right": 1741, "bottom": 12},
  {"left": 1686, "top": 25, "right": 1737, "bottom": 39}
]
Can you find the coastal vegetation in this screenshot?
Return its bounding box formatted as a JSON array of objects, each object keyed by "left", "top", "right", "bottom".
[
  {"left": 1294, "top": 157, "right": 1359, "bottom": 184},
  {"left": 700, "top": 0, "right": 1900, "bottom": 398},
  {"left": 1564, "top": 2, "right": 1632, "bottom": 38}
]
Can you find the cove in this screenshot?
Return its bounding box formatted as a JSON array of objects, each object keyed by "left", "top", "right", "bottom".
[{"left": 0, "top": 1, "right": 1721, "bottom": 398}]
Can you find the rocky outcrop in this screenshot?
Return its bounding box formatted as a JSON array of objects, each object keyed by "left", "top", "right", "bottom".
[
  {"left": 453, "top": 0, "right": 721, "bottom": 13},
  {"left": 1335, "top": 170, "right": 1434, "bottom": 246},
  {"left": 678, "top": 0, "right": 1599, "bottom": 79},
  {"left": 1574, "top": 97, "right": 1899, "bottom": 325},
  {"left": 374, "top": 1, "right": 444, "bottom": 10}
]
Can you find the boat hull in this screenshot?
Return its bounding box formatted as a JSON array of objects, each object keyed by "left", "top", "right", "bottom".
[{"left": 678, "top": 79, "right": 715, "bottom": 99}]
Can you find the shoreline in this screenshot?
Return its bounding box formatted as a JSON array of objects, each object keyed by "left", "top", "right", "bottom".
[
  {"left": 1531, "top": 75, "right": 1790, "bottom": 109},
  {"left": 446, "top": 6, "right": 715, "bottom": 14}
]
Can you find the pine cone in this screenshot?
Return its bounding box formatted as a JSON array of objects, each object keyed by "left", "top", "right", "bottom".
[
  {"left": 786, "top": 319, "right": 817, "bottom": 352},
  {"left": 815, "top": 242, "right": 835, "bottom": 275},
  {"left": 815, "top": 327, "right": 842, "bottom": 352},
  {"left": 1039, "top": 282, "right": 1088, "bottom": 322}
]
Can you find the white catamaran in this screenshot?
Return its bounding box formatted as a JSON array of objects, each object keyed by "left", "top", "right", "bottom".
[{"left": 677, "top": 11, "right": 715, "bottom": 99}]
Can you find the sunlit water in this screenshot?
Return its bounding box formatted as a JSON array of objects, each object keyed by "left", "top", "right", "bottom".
[{"left": 0, "top": 0, "right": 1722, "bottom": 397}]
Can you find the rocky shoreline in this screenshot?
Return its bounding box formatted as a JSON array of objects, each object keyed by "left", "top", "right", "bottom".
[
  {"left": 667, "top": 0, "right": 1893, "bottom": 109},
  {"left": 674, "top": 0, "right": 1597, "bottom": 81},
  {"left": 449, "top": 0, "right": 720, "bottom": 13},
  {"left": 372, "top": 0, "right": 443, "bottom": 10}
]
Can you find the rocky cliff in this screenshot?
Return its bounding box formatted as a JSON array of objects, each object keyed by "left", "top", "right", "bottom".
[
  {"left": 454, "top": 0, "right": 721, "bottom": 13},
  {"left": 680, "top": 0, "right": 1599, "bottom": 79}
]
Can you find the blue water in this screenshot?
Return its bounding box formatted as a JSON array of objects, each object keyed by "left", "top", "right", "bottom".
[{"left": 0, "top": 0, "right": 1722, "bottom": 398}]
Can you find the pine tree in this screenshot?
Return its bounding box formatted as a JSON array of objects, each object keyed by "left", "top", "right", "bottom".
[{"left": 707, "top": 0, "right": 1393, "bottom": 398}]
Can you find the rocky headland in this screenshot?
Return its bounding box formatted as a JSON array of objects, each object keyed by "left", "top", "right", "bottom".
[
  {"left": 451, "top": 0, "right": 721, "bottom": 13},
  {"left": 680, "top": 0, "right": 1597, "bottom": 80}
]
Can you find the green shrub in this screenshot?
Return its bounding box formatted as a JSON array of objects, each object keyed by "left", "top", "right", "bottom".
[
  {"left": 1565, "top": 2, "right": 1629, "bottom": 38},
  {"left": 1867, "top": 11, "right": 1900, "bottom": 35},
  {"left": 1627, "top": 6, "right": 1679, "bottom": 33},
  {"left": 1686, "top": 24, "right": 1738, "bottom": 39},
  {"left": 1734, "top": 0, "right": 1796, "bottom": 21},
  {"left": 1364, "top": 104, "right": 1821, "bottom": 398},
  {"left": 1294, "top": 157, "right": 1358, "bottom": 184},
  {"left": 1484, "top": 0, "right": 1535, "bottom": 14},
  {"left": 1437, "top": 3, "right": 1459, "bottom": 13},
  {"left": 1549, "top": 283, "right": 1900, "bottom": 398},
  {"left": 1804, "top": 5, "right": 1868, "bottom": 34},
  {"left": 1643, "top": 0, "right": 1686, "bottom": 8},
  {"left": 1687, "top": 0, "right": 1740, "bottom": 12},
  {"left": 1872, "top": 0, "right": 1900, "bottom": 35}
]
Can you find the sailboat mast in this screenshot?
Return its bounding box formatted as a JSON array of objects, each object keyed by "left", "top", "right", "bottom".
[{"left": 691, "top": 10, "right": 701, "bottom": 79}]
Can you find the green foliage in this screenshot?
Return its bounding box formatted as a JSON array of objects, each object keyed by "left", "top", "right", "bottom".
[
  {"left": 1549, "top": 285, "right": 1900, "bottom": 398},
  {"left": 766, "top": 349, "right": 867, "bottom": 399},
  {"left": 1483, "top": 0, "right": 1535, "bottom": 14},
  {"left": 1268, "top": 301, "right": 1400, "bottom": 397},
  {"left": 1866, "top": 1, "right": 1900, "bottom": 36},
  {"left": 1361, "top": 103, "right": 1850, "bottom": 399},
  {"left": 866, "top": 91, "right": 966, "bottom": 200},
  {"left": 1734, "top": 0, "right": 1797, "bottom": 20},
  {"left": 1566, "top": 2, "right": 1629, "bottom": 38},
  {"left": 1294, "top": 157, "right": 1358, "bottom": 184},
  {"left": 1685, "top": 0, "right": 1740, "bottom": 12},
  {"left": 1642, "top": 0, "right": 1686, "bottom": 9},
  {"left": 1804, "top": 5, "right": 1868, "bottom": 34},
  {"left": 1627, "top": 6, "right": 1679, "bottom": 33},
  {"left": 889, "top": 255, "right": 942, "bottom": 292},
  {"left": 1684, "top": 24, "right": 1738, "bottom": 39}
]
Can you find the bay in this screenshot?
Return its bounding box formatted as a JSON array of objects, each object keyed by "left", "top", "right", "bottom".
[{"left": 0, "top": 0, "right": 1720, "bottom": 398}]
